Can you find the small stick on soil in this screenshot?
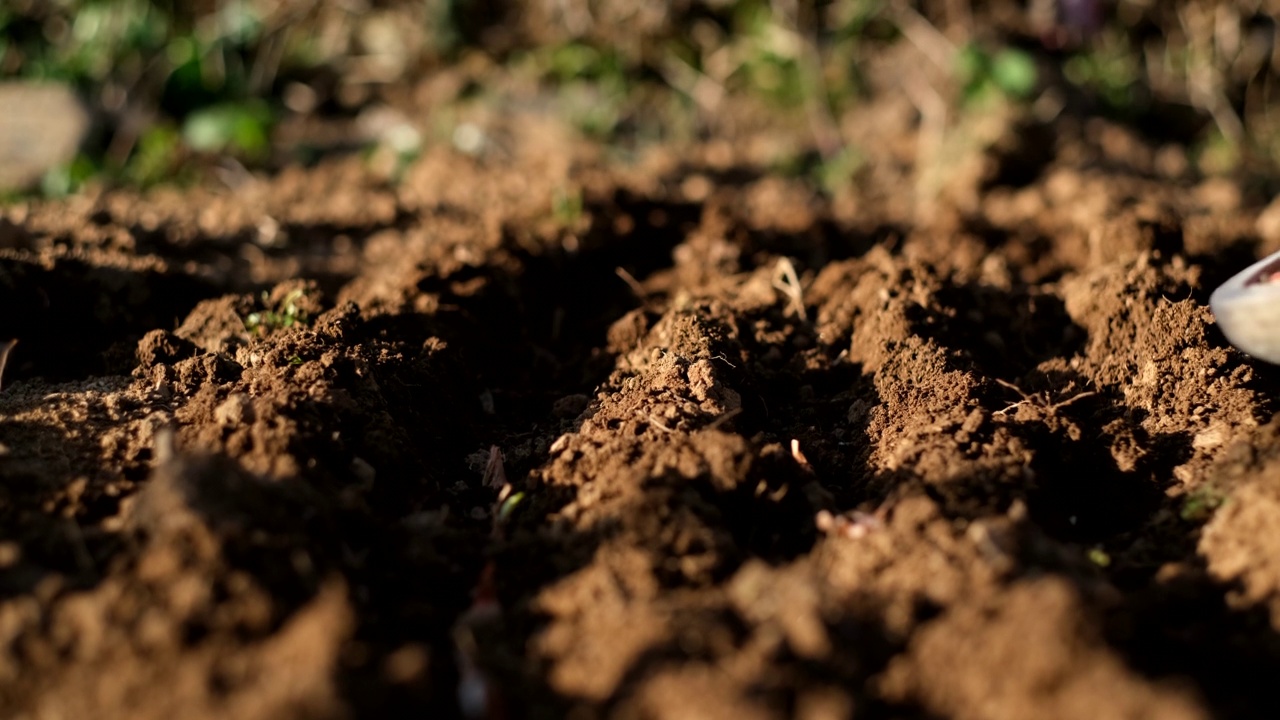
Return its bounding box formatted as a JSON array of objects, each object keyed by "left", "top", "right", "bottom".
[
  {"left": 657, "top": 54, "right": 726, "bottom": 114},
  {"left": 993, "top": 377, "right": 1097, "bottom": 415},
  {"left": 791, "top": 439, "right": 814, "bottom": 473},
  {"left": 648, "top": 414, "right": 676, "bottom": 433},
  {"left": 706, "top": 407, "right": 742, "bottom": 431},
  {"left": 993, "top": 378, "right": 1031, "bottom": 416},
  {"left": 773, "top": 258, "right": 807, "bottom": 320},
  {"left": 481, "top": 446, "right": 507, "bottom": 489},
  {"left": 616, "top": 267, "right": 647, "bottom": 299},
  {"left": 1048, "top": 390, "right": 1097, "bottom": 412},
  {"left": 711, "top": 353, "right": 736, "bottom": 369},
  {"left": 890, "top": 1, "right": 957, "bottom": 70},
  {"left": 0, "top": 339, "right": 16, "bottom": 392}
]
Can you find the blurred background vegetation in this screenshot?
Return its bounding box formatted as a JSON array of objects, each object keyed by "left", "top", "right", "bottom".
[{"left": 2, "top": 0, "right": 1280, "bottom": 197}]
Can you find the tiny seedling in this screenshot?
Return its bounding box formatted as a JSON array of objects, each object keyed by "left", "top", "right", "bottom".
[
  {"left": 244, "top": 288, "right": 308, "bottom": 334},
  {"left": 955, "top": 43, "right": 1038, "bottom": 105},
  {"left": 497, "top": 492, "right": 525, "bottom": 525},
  {"left": 772, "top": 257, "right": 806, "bottom": 320},
  {"left": 1181, "top": 484, "right": 1227, "bottom": 522},
  {"left": 551, "top": 186, "right": 585, "bottom": 226},
  {"left": 1087, "top": 547, "right": 1111, "bottom": 567}
]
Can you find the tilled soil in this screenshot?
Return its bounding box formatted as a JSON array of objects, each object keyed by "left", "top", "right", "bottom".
[{"left": 4, "top": 102, "right": 1280, "bottom": 719}]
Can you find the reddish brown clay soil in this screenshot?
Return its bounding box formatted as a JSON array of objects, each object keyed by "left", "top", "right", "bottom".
[{"left": 4, "top": 103, "right": 1280, "bottom": 719}]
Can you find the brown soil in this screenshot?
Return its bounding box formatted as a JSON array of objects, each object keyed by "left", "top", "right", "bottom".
[{"left": 5, "top": 87, "right": 1280, "bottom": 719}]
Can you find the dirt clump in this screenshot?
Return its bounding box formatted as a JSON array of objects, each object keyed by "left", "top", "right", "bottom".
[{"left": 4, "top": 82, "right": 1280, "bottom": 720}]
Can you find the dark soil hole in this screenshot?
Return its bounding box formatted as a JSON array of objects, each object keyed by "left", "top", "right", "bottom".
[
  {"left": 981, "top": 117, "right": 1056, "bottom": 190},
  {"left": 732, "top": 351, "right": 880, "bottom": 508},
  {"left": 420, "top": 195, "right": 695, "bottom": 421},
  {"left": 914, "top": 282, "right": 1086, "bottom": 383},
  {"left": 1019, "top": 428, "right": 1167, "bottom": 543},
  {"left": 1104, "top": 573, "right": 1280, "bottom": 719},
  {"left": 1025, "top": 444, "right": 1163, "bottom": 542},
  {"left": 0, "top": 256, "right": 221, "bottom": 383}
]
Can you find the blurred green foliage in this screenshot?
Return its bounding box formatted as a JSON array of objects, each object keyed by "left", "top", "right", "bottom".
[
  {"left": 1181, "top": 482, "right": 1227, "bottom": 522},
  {"left": 1062, "top": 30, "right": 1141, "bottom": 112},
  {"left": 182, "top": 100, "right": 272, "bottom": 157},
  {"left": 1, "top": 0, "right": 306, "bottom": 191},
  {"left": 957, "top": 44, "right": 1039, "bottom": 104},
  {"left": 539, "top": 42, "right": 631, "bottom": 137},
  {"left": 3, "top": 0, "right": 1279, "bottom": 196}
]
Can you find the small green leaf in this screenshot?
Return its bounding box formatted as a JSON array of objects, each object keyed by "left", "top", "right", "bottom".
[
  {"left": 183, "top": 101, "right": 273, "bottom": 157},
  {"left": 955, "top": 44, "right": 989, "bottom": 87},
  {"left": 991, "top": 49, "right": 1037, "bottom": 98},
  {"left": 497, "top": 492, "right": 526, "bottom": 524}
]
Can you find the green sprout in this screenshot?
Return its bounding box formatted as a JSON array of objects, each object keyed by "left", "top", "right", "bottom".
[
  {"left": 182, "top": 100, "right": 274, "bottom": 160},
  {"left": 1061, "top": 31, "right": 1140, "bottom": 112},
  {"left": 1181, "top": 484, "right": 1227, "bottom": 522},
  {"left": 1086, "top": 547, "right": 1111, "bottom": 567},
  {"left": 497, "top": 492, "right": 526, "bottom": 525},
  {"left": 533, "top": 41, "right": 631, "bottom": 138},
  {"left": 956, "top": 43, "right": 1038, "bottom": 105},
  {"left": 244, "top": 288, "right": 308, "bottom": 334},
  {"left": 551, "top": 186, "right": 585, "bottom": 226},
  {"left": 814, "top": 145, "right": 864, "bottom": 195}
]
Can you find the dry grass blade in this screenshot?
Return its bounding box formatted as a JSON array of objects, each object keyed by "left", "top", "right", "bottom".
[
  {"left": 481, "top": 445, "right": 507, "bottom": 489},
  {"left": 0, "top": 340, "right": 17, "bottom": 392},
  {"left": 772, "top": 258, "right": 807, "bottom": 320}
]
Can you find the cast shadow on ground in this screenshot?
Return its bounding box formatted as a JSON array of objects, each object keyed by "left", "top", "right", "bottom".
[
  {"left": 907, "top": 284, "right": 1280, "bottom": 717},
  {"left": 910, "top": 276, "right": 1195, "bottom": 546},
  {"left": 347, "top": 227, "right": 1280, "bottom": 718},
  {"left": 910, "top": 277, "right": 1087, "bottom": 385},
  {"left": 0, "top": 205, "right": 441, "bottom": 386},
  {"left": 329, "top": 189, "right": 718, "bottom": 715},
  {"left": 123, "top": 205, "right": 420, "bottom": 297},
  {"left": 0, "top": 255, "right": 222, "bottom": 382}
]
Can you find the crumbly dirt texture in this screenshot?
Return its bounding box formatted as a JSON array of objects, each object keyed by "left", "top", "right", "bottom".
[{"left": 6, "top": 75, "right": 1280, "bottom": 720}]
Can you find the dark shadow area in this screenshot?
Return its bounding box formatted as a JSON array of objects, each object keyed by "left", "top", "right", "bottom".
[
  {"left": 1016, "top": 398, "right": 1186, "bottom": 544},
  {"left": 0, "top": 256, "right": 223, "bottom": 382},
  {"left": 1190, "top": 235, "right": 1269, "bottom": 307},
  {"left": 661, "top": 160, "right": 904, "bottom": 269},
  {"left": 979, "top": 115, "right": 1058, "bottom": 191},
  {"left": 739, "top": 216, "right": 900, "bottom": 273},
  {"left": 1104, "top": 569, "right": 1280, "bottom": 719},
  {"left": 122, "top": 206, "right": 421, "bottom": 298},
  {"left": 912, "top": 278, "right": 1088, "bottom": 384},
  {"left": 316, "top": 192, "right": 711, "bottom": 716},
  {"left": 411, "top": 189, "right": 697, "bottom": 425},
  {"left": 861, "top": 465, "right": 1280, "bottom": 720},
  {"left": 916, "top": 360, "right": 1196, "bottom": 547}
]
